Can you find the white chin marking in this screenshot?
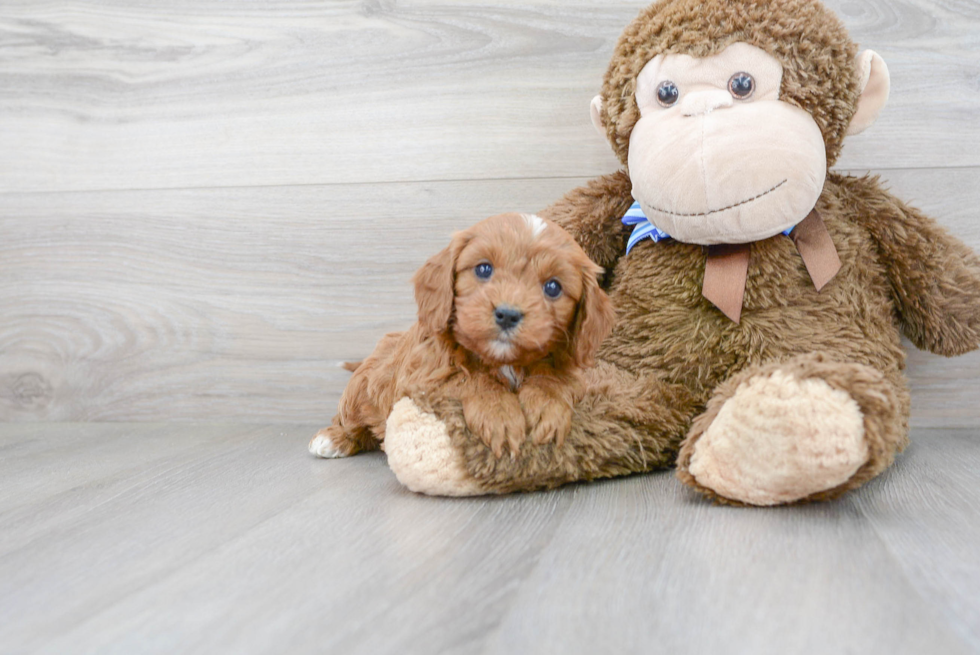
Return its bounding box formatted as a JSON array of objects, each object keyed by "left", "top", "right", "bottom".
[
  {"left": 487, "top": 340, "right": 515, "bottom": 360},
  {"left": 522, "top": 213, "right": 547, "bottom": 238},
  {"left": 309, "top": 433, "right": 345, "bottom": 458}
]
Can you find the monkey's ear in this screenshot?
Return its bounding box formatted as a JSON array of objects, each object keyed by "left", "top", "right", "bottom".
[
  {"left": 590, "top": 95, "right": 606, "bottom": 138},
  {"left": 847, "top": 50, "right": 890, "bottom": 136}
]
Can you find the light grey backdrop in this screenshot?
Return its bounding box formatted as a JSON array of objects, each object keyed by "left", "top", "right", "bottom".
[
  {"left": 1, "top": 0, "right": 978, "bottom": 423},
  {"left": 3, "top": 4, "right": 980, "bottom": 654}
]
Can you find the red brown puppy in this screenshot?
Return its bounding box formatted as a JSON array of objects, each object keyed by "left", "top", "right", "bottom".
[{"left": 310, "top": 212, "right": 615, "bottom": 459}]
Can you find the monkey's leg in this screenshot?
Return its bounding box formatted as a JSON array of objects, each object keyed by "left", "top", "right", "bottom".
[
  {"left": 675, "top": 353, "right": 909, "bottom": 506},
  {"left": 384, "top": 361, "right": 698, "bottom": 496}
]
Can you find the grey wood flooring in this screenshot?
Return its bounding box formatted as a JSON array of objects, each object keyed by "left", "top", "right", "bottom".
[{"left": 1, "top": 423, "right": 979, "bottom": 654}]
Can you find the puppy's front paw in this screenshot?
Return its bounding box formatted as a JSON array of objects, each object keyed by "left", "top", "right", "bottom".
[
  {"left": 520, "top": 385, "right": 574, "bottom": 447},
  {"left": 463, "top": 396, "right": 527, "bottom": 459},
  {"left": 527, "top": 398, "right": 573, "bottom": 447},
  {"left": 309, "top": 426, "right": 348, "bottom": 458}
]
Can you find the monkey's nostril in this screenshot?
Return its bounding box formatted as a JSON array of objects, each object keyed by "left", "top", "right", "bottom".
[{"left": 494, "top": 306, "right": 524, "bottom": 330}]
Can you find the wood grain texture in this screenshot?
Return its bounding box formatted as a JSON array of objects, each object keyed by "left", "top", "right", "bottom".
[
  {"left": 2, "top": 3, "right": 978, "bottom": 651},
  {"left": 0, "top": 177, "right": 576, "bottom": 421},
  {"left": 0, "top": 423, "right": 977, "bottom": 654},
  {"left": 853, "top": 430, "right": 980, "bottom": 649},
  {"left": 2, "top": 170, "right": 978, "bottom": 423},
  {"left": 0, "top": 0, "right": 978, "bottom": 194}
]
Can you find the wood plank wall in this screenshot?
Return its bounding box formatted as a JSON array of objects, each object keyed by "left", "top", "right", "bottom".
[{"left": 1, "top": 0, "right": 978, "bottom": 424}]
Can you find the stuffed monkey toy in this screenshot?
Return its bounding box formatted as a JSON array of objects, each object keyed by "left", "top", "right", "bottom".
[{"left": 372, "top": 0, "right": 980, "bottom": 505}]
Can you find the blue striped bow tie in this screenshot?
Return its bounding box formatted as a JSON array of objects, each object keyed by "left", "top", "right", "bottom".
[
  {"left": 622, "top": 201, "right": 793, "bottom": 253},
  {"left": 622, "top": 202, "right": 671, "bottom": 253}
]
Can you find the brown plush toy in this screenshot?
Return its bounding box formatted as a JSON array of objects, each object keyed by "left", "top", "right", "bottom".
[{"left": 375, "top": 0, "right": 980, "bottom": 505}]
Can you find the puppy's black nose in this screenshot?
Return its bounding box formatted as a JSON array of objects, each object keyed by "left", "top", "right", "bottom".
[{"left": 494, "top": 305, "right": 524, "bottom": 330}]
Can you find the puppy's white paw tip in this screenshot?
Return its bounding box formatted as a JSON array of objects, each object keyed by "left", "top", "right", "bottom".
[{"left": 309, "top": 433, "right": 345, "bottom": 458}]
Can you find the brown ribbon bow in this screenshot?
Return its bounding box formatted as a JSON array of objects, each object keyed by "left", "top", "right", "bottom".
[{"left": 701, "top": 209, "right": 841, "bottom": 323}]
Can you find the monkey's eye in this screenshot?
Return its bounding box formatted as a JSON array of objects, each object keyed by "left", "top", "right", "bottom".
[
  {"left": 656, "top": 81, "right": 679, "bottom": 107},
  {"left": 543, "top": 279, "right": 563, "bottom": 299},
  {"left": 474, "top": 262, "right": 493, "bottom": 280},
  {"left": 728, "top": 72, "right": 755, "bottom": 99}
]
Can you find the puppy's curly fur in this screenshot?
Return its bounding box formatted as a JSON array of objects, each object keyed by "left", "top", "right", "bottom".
[{"left": 310, "top": 213, "right": 616, "bottom": 459}]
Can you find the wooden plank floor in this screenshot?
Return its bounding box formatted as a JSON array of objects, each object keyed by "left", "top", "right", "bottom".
[
  {"left": 1, "top": 0, "right": 978, "bottom": 193},
  {"left": 1, "top": 423, "right": 978, "bottom": 654},
  {"left": 3, "top": 171, "right": 978, "bottom": 424},
  {"left": 2, "top": 0, "right": 979, "bottom": 423}
]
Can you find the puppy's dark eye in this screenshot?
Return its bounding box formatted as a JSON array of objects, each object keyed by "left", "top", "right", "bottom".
[
  {"left": 728, "top": 72, "right": 755, "bottom": 99},
  {"left": 474, "top": 262, "right": 493, "bottom": 279},
  {"left": 657, "top": 80, "right": 679, "bottom": 107},
  {"left": 543, "top": 279, "right": 562, "bottom": 299}
]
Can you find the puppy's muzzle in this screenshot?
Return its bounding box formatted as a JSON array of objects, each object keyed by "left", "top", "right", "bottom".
[{"left": 494, "top": 305, "right": 524, "bottom": 331}]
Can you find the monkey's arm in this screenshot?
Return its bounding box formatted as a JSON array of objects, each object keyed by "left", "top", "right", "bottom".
[
  {"left": 538, "top": 170, "right": 634, "bottom": 271},
  {"left": 844, "top": 176, "right": 980, "bottom": 356}
]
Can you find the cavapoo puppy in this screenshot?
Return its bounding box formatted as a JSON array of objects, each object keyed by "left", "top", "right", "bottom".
[{"left": 309, "top": 212, "right": 615, "bottom": 459}]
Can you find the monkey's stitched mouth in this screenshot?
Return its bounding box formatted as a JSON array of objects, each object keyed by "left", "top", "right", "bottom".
[{"left": 644, "top": 179, "right": 788, "bottom": 218}]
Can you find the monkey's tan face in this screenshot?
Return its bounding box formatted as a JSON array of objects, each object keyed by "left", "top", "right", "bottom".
[{"left": 628, "top": 42, "right": 827, "bottom": 245}]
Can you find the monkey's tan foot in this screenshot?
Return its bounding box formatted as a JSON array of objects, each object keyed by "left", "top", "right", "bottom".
[
  {"left": 384, "top": 398, "right": 487, "bottom": 496},
  {"left": 677, "top": 354, "right": 908, "bottom": 506}
]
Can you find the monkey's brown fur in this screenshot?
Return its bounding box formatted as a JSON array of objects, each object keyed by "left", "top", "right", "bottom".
[{"left": 396, "top": 0, "right": 980, "bottom": 501}]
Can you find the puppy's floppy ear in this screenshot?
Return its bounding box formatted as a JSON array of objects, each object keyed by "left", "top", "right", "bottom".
[
  {"left": 413, "top": 231, "right": 468, "bottom": 336},
  {"left": 570, "top": 264, "right": 616, "bottom": 368}
]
